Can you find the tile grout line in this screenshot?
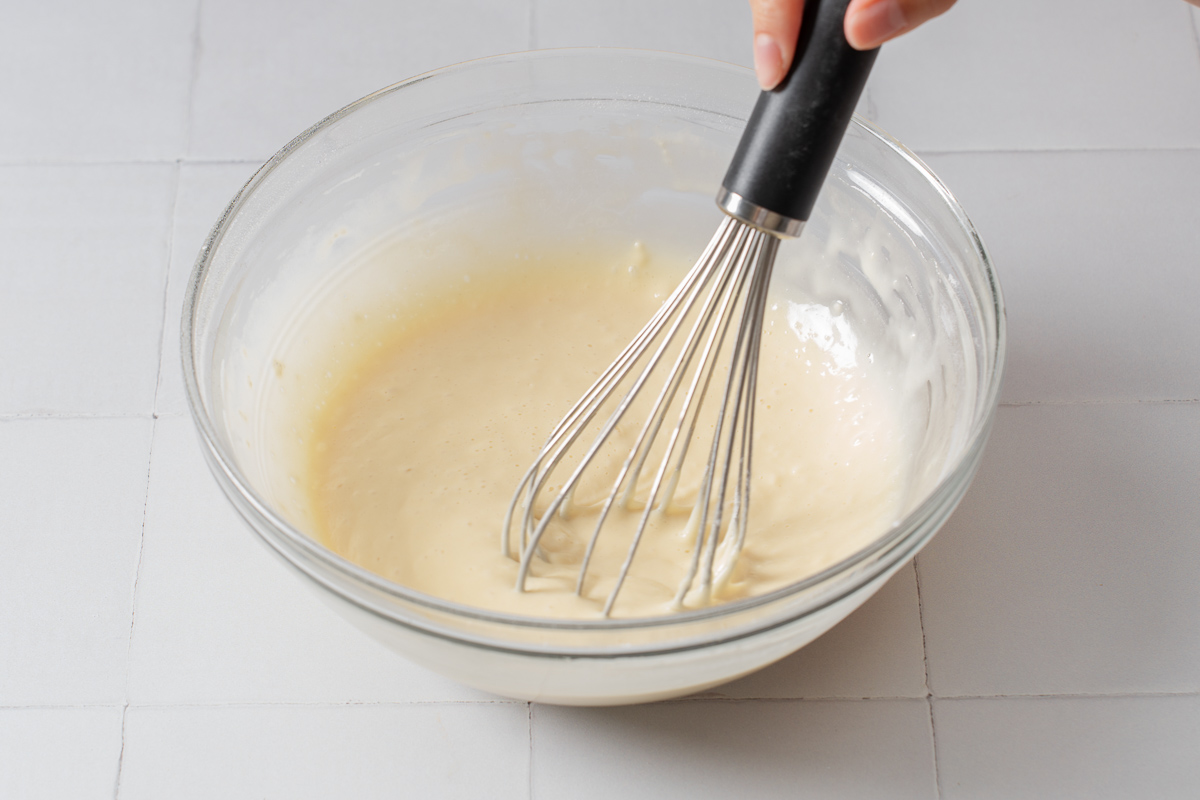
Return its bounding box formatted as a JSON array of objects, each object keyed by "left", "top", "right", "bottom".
[
  {"left": 0, "top": 157, "right": 264, "bottom": 168},
  {"left": 113, "top": 410, "right": 161, "bottom": 797},
  {"left": 116, "top": 700, "right": 530, "bottom": 710},
  {"left": 151, "top": 162, "right": 185, "bottom": 418},
  {"left": 527, "top": 702, "right": 534, "bottom": 800},
  {"left": 0, "top": 705, "right": 127, "bottom": 711},
  {"left": 925, "top": 699, "right": 941, "bottom": 799},
  {"left": 181, "top": 0, "right": 205, "bottom": 161},
  {"left": 668, "top": 693, "right": 928, "bottom": 704},
  {"left": 935, "top": 690, "right": 1200, "bottom": 702},
  {"left": 912, "top": 558, "right": 942, "bottom": 799},
  {"left": 0, "top": 701, "right": 529, "bottom": 711},
  {"left": 112, "top": 704, "right": 129, "bottom": 800}
]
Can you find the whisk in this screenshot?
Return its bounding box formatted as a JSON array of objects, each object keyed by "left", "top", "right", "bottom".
[{"left": 503, "top": 0, "right": 879, "bottom": 616}]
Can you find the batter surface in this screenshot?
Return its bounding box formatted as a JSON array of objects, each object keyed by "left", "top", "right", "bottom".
[{"left": 305, "top": 248, "right": 909, "bottom": 618}]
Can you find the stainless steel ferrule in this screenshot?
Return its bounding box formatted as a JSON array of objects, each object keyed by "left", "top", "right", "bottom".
[{"left": 715, "top": 187, "right": 806, "bottom": 239}]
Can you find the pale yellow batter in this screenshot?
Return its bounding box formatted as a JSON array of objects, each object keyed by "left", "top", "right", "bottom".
[{"left": 305, "top": 248, "right": 909, "bottom": 619}]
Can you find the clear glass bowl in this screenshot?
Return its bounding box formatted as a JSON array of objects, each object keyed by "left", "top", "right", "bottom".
[{"left": 182, "top": 49, "right": 1005, "bottom": 705}]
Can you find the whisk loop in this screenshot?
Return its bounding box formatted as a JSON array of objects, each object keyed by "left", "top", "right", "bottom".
[{"left": 502, "top": 217, "right": 781, "bottom": 615}]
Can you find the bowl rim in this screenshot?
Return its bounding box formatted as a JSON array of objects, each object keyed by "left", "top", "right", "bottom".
[{"left": 181, "top": 47, "right": 1006, "bottom": 637}]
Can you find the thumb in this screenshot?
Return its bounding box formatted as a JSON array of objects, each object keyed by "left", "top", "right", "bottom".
[{"left": 844, "top": 0, "right": 957, "bottom": 50}]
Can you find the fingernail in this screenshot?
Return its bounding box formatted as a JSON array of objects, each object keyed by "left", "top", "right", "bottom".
[
  {"left": 846, "top": 0, "right": 906, "bottom": 49},
  {"left": 754, "top": 33, "right": 784, "bottom": 90}
]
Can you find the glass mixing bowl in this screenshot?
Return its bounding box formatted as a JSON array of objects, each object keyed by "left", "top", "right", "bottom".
[{"left": 182, "top": 49, "right": 1005, "bottom": 705}]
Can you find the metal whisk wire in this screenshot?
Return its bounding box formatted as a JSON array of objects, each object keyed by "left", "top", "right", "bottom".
[{"left": 502, "top": 217, "right": 779, "bottom": 615}]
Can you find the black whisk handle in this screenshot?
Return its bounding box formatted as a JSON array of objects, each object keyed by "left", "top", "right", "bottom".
[{"left": 720, "top": 0, "right": 878, "bottom": 234}]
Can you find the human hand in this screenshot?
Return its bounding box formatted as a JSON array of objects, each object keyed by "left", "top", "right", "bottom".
[{"left": 750, "top": 0, "right": 957, "bottom": 89}]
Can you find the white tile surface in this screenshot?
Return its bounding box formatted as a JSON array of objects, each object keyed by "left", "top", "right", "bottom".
[
  {"left": 118, "top": 703, "right": 529, "bottom": 800},
  {"left": 128, "top": 415, "right": 490, "bottom": 704},
  {"left": 532, "top": 699, "right": 937, "bottom": 799},
  {"left": 534, "top": 0, "right": 752, "bottom": 67},
  {"left": 918, "top": 403, "right": 1200, "bottom": 698},
  {"left": 934, "top": 696, "right": 1200, "bottom": 799},
  {"left": 921, "top": 150, "right": 1200, "bottom": 404},
  {"left": 0, "top": 165, "right": 175, "bottom": 415},
  {"left": 188, "top": 0, "right": 530, "bottom": 161},
  {"left": 867, "top": 0, "right": 1200, "bottom": 152},
  {"left": 0, "top": 419, "right": 152, "bottom": 705},
  {"left": 4, "top": 0, "right": 1200, "bottom": 796},
  {"left": 0, "top": 707, "right": 124, "bottom": 800},
  {"left": 156, "top": 162, "right": 259, "bottom": 416},
  {"left": 0, "top": 0, "right": 196, "bottom": 163},
  {"left": 709, "top": 563, "right": 926, "bottom": 699}
]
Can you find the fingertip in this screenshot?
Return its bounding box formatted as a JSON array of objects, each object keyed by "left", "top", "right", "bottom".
[
  {"left": 749, "top": 0, "right": 803, "bottom": 90},
  {"left": 845, "top": 0, "right": 906, "bottom": 50},
  {"left": 843, "top": 14, "right": 877, "bottom": 51},
  {"left": 754, "top": 33, "right": 785, "bottom": 90}
]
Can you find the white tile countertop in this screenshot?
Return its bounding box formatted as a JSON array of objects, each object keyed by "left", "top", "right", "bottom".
[{"left": 2, "top": 0, "right": 1199, "bottom": 797}]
